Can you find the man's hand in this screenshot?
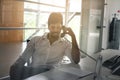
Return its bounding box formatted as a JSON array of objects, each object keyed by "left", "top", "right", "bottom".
[{"left": 63, "top": 27, "right": 75, "bottom": 37}]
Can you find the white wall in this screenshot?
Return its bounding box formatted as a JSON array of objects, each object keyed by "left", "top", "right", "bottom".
[{"left": 102, "top": 0, "right": 120, "bottom": 49}]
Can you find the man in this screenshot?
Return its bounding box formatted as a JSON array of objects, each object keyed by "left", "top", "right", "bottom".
[{"left": 10, "top": 12, "right": 80, "bottom": 80}]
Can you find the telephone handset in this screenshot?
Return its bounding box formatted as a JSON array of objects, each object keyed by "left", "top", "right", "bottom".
[{"left": 61, "top": 26, "right": 67, "bottom": 37}]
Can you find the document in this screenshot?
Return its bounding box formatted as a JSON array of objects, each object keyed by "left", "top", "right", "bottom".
[{"left": 57, "top": 67, "right": 93, "bottom": 78}]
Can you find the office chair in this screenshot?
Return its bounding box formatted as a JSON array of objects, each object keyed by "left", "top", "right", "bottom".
[{"left": 10, "top": 40, "right": 33, "bottom": 80}]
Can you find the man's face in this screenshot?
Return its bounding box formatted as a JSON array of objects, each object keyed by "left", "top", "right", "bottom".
[{"left": 48, "top": 23, "right": 62, "bottom": 37}]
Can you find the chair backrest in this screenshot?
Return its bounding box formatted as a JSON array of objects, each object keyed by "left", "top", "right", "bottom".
[{"left": 24, "top": 39, "right": 32, "bottom": 66}]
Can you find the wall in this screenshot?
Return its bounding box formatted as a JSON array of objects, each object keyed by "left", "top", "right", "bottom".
[
  {"left": 80, "top": 0, "right": 90, "bottom": 53},
  {"left": 80, "top": 0, "right": 104, "bottom": 54},
  {"left": 102, "top": 0, "right": 120, "bottom": 49},
  {"left": 0, "top": 0, "right": 24, "bottom": 43}
]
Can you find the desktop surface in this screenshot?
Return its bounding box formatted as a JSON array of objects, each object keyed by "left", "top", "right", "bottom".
[{"left": 24, "top": 64, "right": 93, "bottom": 80}]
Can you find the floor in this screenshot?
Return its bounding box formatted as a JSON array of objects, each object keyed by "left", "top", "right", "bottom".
[{"left": 0, "top": 42, "right": 26, "bottom": 78}]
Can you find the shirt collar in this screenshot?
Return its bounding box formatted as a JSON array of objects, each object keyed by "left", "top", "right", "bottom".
[{"left": 42, "top": 32, "right": 63, "bottom": 43}]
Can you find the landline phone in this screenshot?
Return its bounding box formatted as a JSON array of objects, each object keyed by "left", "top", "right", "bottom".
[
  {"left": 61, "top": 26, "right": 67, "bottom": 37},
  {"left": 102, "top": 55, "right": 120, "bottom": 76}
]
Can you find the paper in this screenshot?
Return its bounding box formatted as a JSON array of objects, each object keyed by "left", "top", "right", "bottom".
[{"left": 58, "top": 67, "right": 93, "bottom": 78}]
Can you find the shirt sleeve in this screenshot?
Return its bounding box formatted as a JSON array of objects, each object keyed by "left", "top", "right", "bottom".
[{"left": 20, "top": 37, "right": 36, "bottom": 62}]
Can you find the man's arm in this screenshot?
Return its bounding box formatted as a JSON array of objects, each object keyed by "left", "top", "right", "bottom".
[
  {"left": 65, "top": 28, "right": 80, "bottom": 64},
  {"left": 71, "top": 34, "right": 80, "bottom": 64}
]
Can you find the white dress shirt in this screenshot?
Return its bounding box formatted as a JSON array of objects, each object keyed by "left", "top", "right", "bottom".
[{"left": 21, "top": 33, "right": 73, "bottom": 67}]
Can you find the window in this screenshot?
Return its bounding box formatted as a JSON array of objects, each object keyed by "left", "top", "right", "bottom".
[{"left": 24, "top": 0, "right": 82, "bottom": 46}]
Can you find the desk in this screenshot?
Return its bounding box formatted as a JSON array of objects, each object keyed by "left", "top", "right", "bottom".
[{"left": 24, "top": 64, "right": 93, "bottom": 80}]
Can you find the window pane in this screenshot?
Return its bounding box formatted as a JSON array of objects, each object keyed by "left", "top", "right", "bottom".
[
  {"left": 39, "top": 0, "right": 65, "bottom": 7},
  {"left": 24, "top": 2, "right": 38, "bottom": 10},
  {"left": 39, "top": 5, "right": 65, "bottom": 12},
  {"left": 69, "top": 0, "right": 81, "bottom": 12},
  {"left": 68, "top": 15, "right": 81, "bottom": 47},
  {"left": 24, "top": 11, "right": 37, "bottom": 40}
]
